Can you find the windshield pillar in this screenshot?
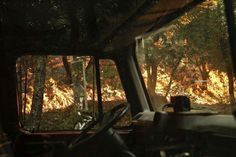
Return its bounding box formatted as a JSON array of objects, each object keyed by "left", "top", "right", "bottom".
[{"left": 115, "top": 46, "right": 150, "bottom": 116}]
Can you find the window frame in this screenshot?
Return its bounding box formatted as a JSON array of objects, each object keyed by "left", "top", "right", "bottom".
[{"left": 16, "top": 55, "right": 132, "bottom": 132}]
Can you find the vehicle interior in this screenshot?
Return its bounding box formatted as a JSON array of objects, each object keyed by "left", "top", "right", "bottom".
[{"left": 1, "top": 0, "right": 236, "bottom": 157}]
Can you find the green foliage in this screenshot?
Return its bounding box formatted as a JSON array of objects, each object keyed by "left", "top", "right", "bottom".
[
  {"left": 138, "top": 0, "right": 230, "bottom": 74},
  {"left": 180, "top": 1, "right": 230, "bottom": 71},
  {"left": 136, "top": 0, "right": 235, "bottom": 105},
  {"left": 100, "top": 60, "right": 123, "bottom": 90}
]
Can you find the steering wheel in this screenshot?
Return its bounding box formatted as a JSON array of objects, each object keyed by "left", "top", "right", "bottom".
[{"left": 68, "top": 102, "right": 129, "bottom": 151}]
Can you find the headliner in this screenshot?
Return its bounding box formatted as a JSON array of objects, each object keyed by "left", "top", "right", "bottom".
[{"left": 0, "top": 0, "right": 203, "bottom": 54}]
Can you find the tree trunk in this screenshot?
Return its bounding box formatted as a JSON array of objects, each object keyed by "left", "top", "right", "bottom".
[
  {"left": 165, "top": 57, "right": 182, "bottom": 97},
  {"left": 62, "top": 56, "right": 72, "bottom": 84},
  {"left": 194, "top": 56, "right": 209, "bottom": 91},
  {"left": 22, "top": 60, "right": 28, "bottom": 122},
  {"left": 30, "top": 56, "right": 47, "bottom": 131},
  {"left": 146, "top": 64, "right": 158, "bottom": 95},
  {"left": 146, "top": 65, "right": 151, "bottom": 92},
  {"left": 16, "top": 59, "right": 23, "bottom": 121},
  {"left": 200, "top": 64, "right": 209, "bottom": 91},
  {"left": 71, "top": 57, "right": 85, "bottom": 110},
  {"left": 226, "top": 64, "right": 235, "bottom": 105},
  {"left": 149, "top": 65, "right": 157, "bottom": 95},
  {"left": 145, "top": 54, "right": 162, "bottom": 95}
]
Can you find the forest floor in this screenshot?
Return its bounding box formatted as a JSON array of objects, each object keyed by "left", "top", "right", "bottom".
[{"left": 23, "top": 100, "right": 132, "bottom": 131}]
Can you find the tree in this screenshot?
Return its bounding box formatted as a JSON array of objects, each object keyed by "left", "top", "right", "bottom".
[
  {"left": 136, "top": 0, "right": 235, "bottom": 105},
  {"left": 30, "top": 56, "right": 47, "bottom": 130},
  {"left": 62, "top": 56, "right": 72, "bottom": 84},
  {"left": 142, "top": 37, "right": 162, "bottom": 95},
  {"left": 181, "top": 0, "right": 235, "bottom": 104},
  {"left": 71, "top": 57, "right": 88, "bottom": 110}
]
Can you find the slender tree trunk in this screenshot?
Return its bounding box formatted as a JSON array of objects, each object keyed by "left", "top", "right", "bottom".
[
  {"left": 22, "top": 61, "right": 28, "bottom": 122},
  {"left": 30, "top": 56, "right": 47, "bottom": 131},
  {"left": 200, "top": 64, "right": 209, "bottom": 91},
  {"left": 16, "top": 59, "right": 23, "bottom": 121},
  {"left": 149, "top": 65, "right": 157, "bottom": 95},
  {"left": 194, "top": 54, "right": 209, "bottom": 91},
  {"left": 165, "top": 57, "right": 182, "bottom": 97},
  {"left": 226, "top": 64, "right": 235, "bottom": 105},
  {"left": 146, "top": 54, "right": 162, "bottom": 95},
  {"left": 71, "top": 57, "right": 85, "bottom": 110},
  {"left": 85, "top": 58, "right": 93, "bottom": 71},
  {"left": 146, "top": 65, "right": 151, "bottom": 91},
  {"left": 62, "top": 56, "right": 72, "bottom": 84}
]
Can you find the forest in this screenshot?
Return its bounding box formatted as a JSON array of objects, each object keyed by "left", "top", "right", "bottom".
[
  {"left": 16, "top": 0, "right": 235, "bottom": 131},
  {"left": 16, "top": 56, "right": 129, "bottom": 131},
  {"left": 136, "top": 0, "right": 235, "bottom": 112}
]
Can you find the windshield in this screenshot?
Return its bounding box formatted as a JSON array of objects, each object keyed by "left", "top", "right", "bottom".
[
  {"left": 136, "top": 0, "right": 235, "bottom": 114},
  {"left": 16, "top": 55, "right": 131, "bottom": 131}
]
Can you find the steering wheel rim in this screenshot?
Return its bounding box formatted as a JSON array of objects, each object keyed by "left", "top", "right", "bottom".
[{"left": 68, "top": 102, "right": 129, "bottom": 151}]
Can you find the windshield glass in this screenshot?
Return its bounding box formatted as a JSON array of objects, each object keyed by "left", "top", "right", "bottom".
[
  {"left": 16, "top": 55, "right": 131, "bottom": 131},
  {"left": 136, "top": 0, "right": 235, "bottom": 114}
]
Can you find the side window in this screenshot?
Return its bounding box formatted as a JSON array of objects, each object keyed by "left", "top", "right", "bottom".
[
  {"left": 136, "top": 0, "right": 234, "bottom": 114},
  {"left": 16, "top": 56, "right": 131, "bottom": 131}
]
